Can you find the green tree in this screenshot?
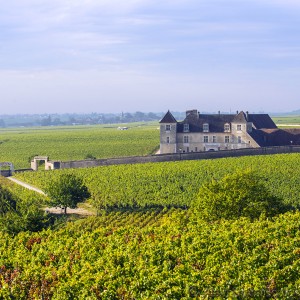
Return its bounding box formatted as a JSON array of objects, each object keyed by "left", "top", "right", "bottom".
[
  {"left": 84, "top": 153, "right": 96, "bottom": 160},
  {"left": 41, "top": 115, "right": 52, "bottom": 126},
  {"left": 0, "top": 119, "right": 6, "bottom": 128},
  {"left": 46, "top": 174, "right": 90, "bottom": 214},
  {"left": 194, "top": 170, "right": 287, "bottom": 221}
]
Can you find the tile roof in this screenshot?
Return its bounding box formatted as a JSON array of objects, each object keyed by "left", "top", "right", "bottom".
[
  {"left": 176, "top": 111, "right": 277, "bottom": 133},
  {"left": 283, "top": 128, "right": 300, "bottom": 135},
  {"left": 248, "top": 114, "right": 277, "bottom": 129},
  {"left": 232, "top": 111, "right": 248, "bottom": 123},
  {"left": 248, "top": 129, "right": 268, "bottom": 146},
  {"left": 159, "top": 110, "right": 177, "bottom": 123},
  {"left": 253, "top": 128, "right": 300, "bottom": 146},
  {"left": 177, "top": 113, "right": 235, "bottom": 133}
]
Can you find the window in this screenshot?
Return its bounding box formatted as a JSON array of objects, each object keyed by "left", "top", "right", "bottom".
[
  {"left": 166, "top": 124, "right": 171, "bottom": 131},
  {"left": 166, "top": 137, "right": 170, "bottom": 144},
  {"left": 212, "top": 136, "right": 216, "bottom": 143},
  {"left": 186, "top": 147, "right": 189, "bottom": 153},
  {"left": 238, "top": 136, "right": 242, "bottom": 143},
  {"left": 224, "top": 123, "right": 230, "bottom": 132},
  {"left": 183, "top": 124, "right": 189, "bottom": 132},
  {"left": 184, "top": 136, "right": 189, "bottom": 143},
  {"left": 247, "top": 123, "right": 252, "bottom": 132},
  {"left": 225, "top": 136, "right": 230, "bottom": 143},
  {"left": 195, "top": 147, "right": 198, "bottom": 152},
  {"left": 204, "top": 136, "right": 208, "bottom": 143},
  {"left": 203, "top": 123, "right": 209, "bottom": 132},
  {"left": 237, "top": 124, "right": 242, "bottom": 131}
]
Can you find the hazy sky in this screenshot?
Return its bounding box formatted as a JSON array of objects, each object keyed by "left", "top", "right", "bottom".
[{"left": 1, "top": 0, "right": 300, "bottom": 114}]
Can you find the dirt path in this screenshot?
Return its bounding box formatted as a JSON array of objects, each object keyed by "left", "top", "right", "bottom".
[
  {"left": 8, "top": 177, "right": 46, "bottom": 195},
  {"left": 7, "top": 177, "right": 95, "bottom": 216},
  {"left": 44, "top": 206, "right": 95, "bottom": 215}
]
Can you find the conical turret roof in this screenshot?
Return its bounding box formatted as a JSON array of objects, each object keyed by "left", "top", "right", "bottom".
[{"left": 159, "top": 110, "right": 177, "bottom": 123}]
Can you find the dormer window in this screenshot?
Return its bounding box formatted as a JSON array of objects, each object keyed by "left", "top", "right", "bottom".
[
  {"left": 166, "top": 124, "right": 171, "bottom": 131},
  {"left": 224, "top": 123, "right": 230, "bottom": 132},
  {"left": 203, "top": 123, "right": 209, "bottom": 132},
  {"left": 247, "top": 123, "right": 252, "bottom": 132},
  {"left": 183, "top": 124, "right": 189, "bottom": 132}
]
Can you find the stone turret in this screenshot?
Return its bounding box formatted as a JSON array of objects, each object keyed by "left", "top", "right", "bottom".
[{"left": 159, "top": 111, "right": 178, "bottom": 154}]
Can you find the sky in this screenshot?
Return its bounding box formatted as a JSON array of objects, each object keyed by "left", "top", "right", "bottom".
[{"left": 1, "top": 0, "right": 300, "bottom": 114}]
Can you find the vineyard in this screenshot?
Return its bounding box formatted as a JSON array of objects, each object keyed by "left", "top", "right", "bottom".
[
  {"left": 15, "top": 153, "right": 300, "bottom": 210},
  {"left": 1, "top": 209, "right": 300, "bottom": 299},
  {"left": 0, "top": 124, "right": 159, "bottom": 169},
  {"left": 2, "top": 151, "right": 300, "bottom": 298}
]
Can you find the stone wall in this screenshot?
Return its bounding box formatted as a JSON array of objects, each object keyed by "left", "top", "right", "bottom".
[
  {"left": 59, "top": 145, "right": 300, "bottom": 169},
  {"left": 0, "top": 170, "right": 12, "bottom": 177}
]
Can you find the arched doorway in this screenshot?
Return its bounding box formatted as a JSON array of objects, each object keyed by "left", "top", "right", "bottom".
[
  {"left": 30, "top": 156, "right": 60, "bottom": 171},
  {"left": 31, "top": 156, "right": 50, "bottom": 171}
]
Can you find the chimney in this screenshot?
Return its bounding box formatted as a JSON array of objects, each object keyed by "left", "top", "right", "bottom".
[
  {"left": 246, "top": 111, "right": 249, "bottom": 121},
  {"left": 186, "top": 109, "right": 198, "bottom": 117},
  {"left": 218, "top": 111, "right": 220, "bottom": 115},
  {"left": 236, "top": 110, "right": 239, "bottom": 114}
]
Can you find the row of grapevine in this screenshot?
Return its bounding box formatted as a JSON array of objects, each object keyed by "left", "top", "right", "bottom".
[{"left": 0, "top": 209, "right": 300, "bottom": 299}]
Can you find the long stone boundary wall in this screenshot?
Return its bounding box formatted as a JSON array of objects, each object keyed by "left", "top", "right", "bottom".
[{"left": 60, "top": 145, "right": 300, "bottom": 169}]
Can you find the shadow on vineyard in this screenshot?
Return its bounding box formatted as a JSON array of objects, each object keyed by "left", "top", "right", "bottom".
[{"left": 97, "top": 204, "right": 189, "bottom": 214}]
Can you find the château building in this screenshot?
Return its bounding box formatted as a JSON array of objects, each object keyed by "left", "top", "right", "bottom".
[{"left": 159, "top": 109, "right": 300, "bottom": 154}]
